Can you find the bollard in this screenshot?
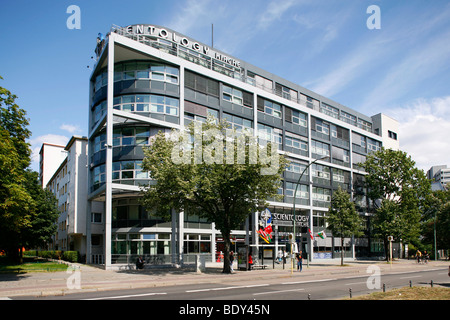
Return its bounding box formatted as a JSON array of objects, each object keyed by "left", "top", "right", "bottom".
[
  {"left": 383, "top": 283, "right": 386, "bottom": 292},
  {"left": 349, "top": 288, "right": 352, "bottom": 299},
  {"left": 409, "top": 280, "right": 412, "bottom": 288},
  {"left": 308, "top": 294, "right": 311, "bottom": 300},
  {"left": 430, "top": 280, "right": 433, "bottom": 288}
]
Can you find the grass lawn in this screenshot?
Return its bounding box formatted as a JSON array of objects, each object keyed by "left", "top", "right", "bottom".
[
  {"left": 0, "top": 257, "right": 69, "bottom": 273},
  {"left": 351, "top": 286, "right": 450, "bottom": 300}
]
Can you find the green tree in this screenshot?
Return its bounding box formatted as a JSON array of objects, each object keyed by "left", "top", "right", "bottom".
[
  {"left": 422, "top": 187, "right": 450, "bottom": 258},
  {"left": 359, "top": 149, "right": 431, "bottom": 260},
  {"left": 327, "top": 186, "right": 363, "bottom": 265},
  {"left": 22, "top": 170, "right": 60, "bottom": 249},
  {"left": 141, "top": 118, "right": 287, "bottom": 273},
  {"left": 0, "top": 78, "right": 59, "bottom": 263},
  {"left": 0, "top": 77, "right": 33, "bottom": 262}
]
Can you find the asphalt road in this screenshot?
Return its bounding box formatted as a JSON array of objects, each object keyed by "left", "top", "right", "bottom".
[{"left": 13, "top": 267, "right": 448, "bottom": 301}]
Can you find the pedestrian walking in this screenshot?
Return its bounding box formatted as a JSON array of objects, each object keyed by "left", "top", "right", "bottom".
[
  {"left": 416, "top": 249, "right": 422, "bottom": 264},
  {"left": 277, "top": 249, "right": 282, "bottom": 264},
  {"left": 296, "top": 251, "right": 303, "bottom": 272},
  {"left": 229, "top": 251, "right": 234, "bottom": 272},
  {"left": 248, "top": 253, "right": 253, "bottom": 270}
]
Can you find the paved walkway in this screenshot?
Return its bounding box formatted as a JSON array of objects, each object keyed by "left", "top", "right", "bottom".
[{"left": 0, "top": 259, "right": 448, "bottom": 298}]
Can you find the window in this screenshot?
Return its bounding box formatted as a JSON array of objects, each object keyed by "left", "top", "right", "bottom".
[
  {"left": 223, "top": 113, "right": 252, "bottom": 131},
  {"left": 258, "top": 123, "right": 282, "bottom": 146},
  {"left": 113, "top": 62, "right": 179, "bottom": 84},
  {"left": 92, "top": 101, "right": 107, "bottom": 125},
  {"left": 285, "top": 135, "right": 308, "bottom": 151},
  {"left": 93, "top": 132, "right": 106, "bottom": 153},
  {"left": 113, "top": 127, "right": 151, "bottom": 147},
  {"left": 286, "top": 160, "right": 308, "bottom": 175},
  {"left": 185, "top": 70, "right": 219, "bottom": 97},
  {"left": 91, "top": 212, "right": 102, "bottom": 223},
  {"left": 275, "top": 83, "right": 298, "bottom": 102},
  {"left": 257, "top": 97, "right": 282, "bottom": 118},
  {"left": 367, "top": 138, "right": 381, "bottom": 152},
  {"left": 388, "top": 130, "right": 397, "bottom": 140},
  {"left": 223, "top": 85, "right": 243, "bottom": 105},
  {"left": 340, "top": 111, "right": 357, "bottom": 126},
  {"left": 312, "top": 187, "right": 331, "bottom": 207},
  {"left": 331, "top": 146, "right": 350, "bottom": 164},
  {"left": 311, "top": 140, "right": 330, "bottom": 157},
  {"left": 292, "top": 110, "right": 307, "bottom": 127},
  {"left": 312, "top": 164, "right": 331, "bottom": 183},
  {"left": 357, "top": 118, "right": 372, "bottom": 133},
  {"left": 331, "top": 125, "right": 349, "bottom": 141},
  {"left": 320, "top": 103, "right": 339, "bottom": 119},
  {"left": 285, "top": 182, "right": 309, "bottom": 199},
  {"left": 113, "top": 94, "right": 179, "bottom": 116},
  {"left": 313, "top": 118, "right": 330, "bottom": 135},
  {"left": 264, "top": 100, "right": 282, "bottom": 118},
  {"left": 112, "top": 160, "right": 148, "bottom": 181},
  {"left": 92, "top": 164, "right": 105, "bottom": 189}
]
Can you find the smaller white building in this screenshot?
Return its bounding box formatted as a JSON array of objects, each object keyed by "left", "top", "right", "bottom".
[
  {"left": 45, "top": 136, "right": 89, "bottom": 257},
  {"left": 371, "top": 113, "right": 400, "bottom": 150},
  {"left": 39, "top": 143, "right": 67, "bottom": 187}
]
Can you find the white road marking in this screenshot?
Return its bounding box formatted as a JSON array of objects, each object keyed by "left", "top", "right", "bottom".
[
  {"left": 253, "top": 288, "right": 305, "bottom": 296},
  {"left": 345, "top": 281, "right": 367, "bottom": 286},
  {"left": 400, "top": 275, "right": 422, "bottom": 279},
  {"left": 186, "top": 284, "right": 269, "bottom": 293},
  {"left": 84, "top": 292, "right": 167, "bottom": 300},
  {"left": 282, "top": 278, "right": 336, "bottom": 285}
]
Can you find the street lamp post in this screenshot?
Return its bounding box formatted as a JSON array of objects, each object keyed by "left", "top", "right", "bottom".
[{"left": 291, "top": 155, "right": 329, "bottom": 274}]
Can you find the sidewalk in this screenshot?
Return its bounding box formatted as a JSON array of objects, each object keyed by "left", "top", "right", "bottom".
[{"left": 0, "top": 259, "right": 448, "bottom": 298}]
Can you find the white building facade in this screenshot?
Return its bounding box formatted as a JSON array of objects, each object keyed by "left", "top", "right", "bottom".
[
  {"left": 86, "top": 24, "right": 399, "bottom": 269},
  {"left": 39, "top": 143, "right": 67, "bottom": 188},
  {"left": 46, "top": 136, "right": 89, "bottom": 257}
]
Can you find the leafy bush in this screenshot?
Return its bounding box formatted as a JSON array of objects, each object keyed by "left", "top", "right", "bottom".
[{"left": 62, "top": 251, "right": 79, "bottom": 262}]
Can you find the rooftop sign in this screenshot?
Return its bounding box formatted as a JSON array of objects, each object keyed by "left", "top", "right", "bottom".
[{"left": 124, "top": 24, "right": 241, "bottom": 68}]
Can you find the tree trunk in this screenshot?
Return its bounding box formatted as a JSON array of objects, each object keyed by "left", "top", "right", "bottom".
[
  {"left": 383, "top": 239, "right": 389, "bottom": 262},
  {"left": 222, "top": 230, "right": 232, "bottom": 274},
  {"left": 340, "top": 236, "right": 344, "bottom": 266}
]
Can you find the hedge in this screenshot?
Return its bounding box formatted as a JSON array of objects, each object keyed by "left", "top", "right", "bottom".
[{"left": 24, "top": 250, "right": 79, "bottom": 263}]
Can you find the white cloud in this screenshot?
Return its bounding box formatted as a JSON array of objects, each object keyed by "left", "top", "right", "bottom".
[
  {"left": 387, "top": 96, "right": 450, "bottom": 171},
  {"left": 257, "top": 0, "right": 297, "bottom": 29},
  {"left": 60, "top": 123, "right": 80, "bottom": 134},
  {"left": 29, "top": 134, "right": 69, "bottom": 171}
]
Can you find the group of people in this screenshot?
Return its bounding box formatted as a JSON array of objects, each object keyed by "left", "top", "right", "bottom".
[
  {"left": 276, "top": 249, "right": 304, "bottom": 271},
  {"left": 416, "top": 250, "right": 430, "bottom": 264},
  {"left": 228, "top": 251, "right": 252, "bottom": 272}
]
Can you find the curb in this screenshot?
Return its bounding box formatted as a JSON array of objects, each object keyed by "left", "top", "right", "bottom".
[{"left": 1, "top": 260, "right": 448, "bottom": 298}]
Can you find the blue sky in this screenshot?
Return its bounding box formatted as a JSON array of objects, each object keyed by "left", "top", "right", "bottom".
[{"left": 1, "top": 0, "right": 449, "bottom": 172}]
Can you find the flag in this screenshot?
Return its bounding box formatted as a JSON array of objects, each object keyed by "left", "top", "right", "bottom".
[
  {"left": 317, "top": 230, "right": 326, "bottom": 239},
  {"left": 308, "top": 228, "right": 313, "bottom": 240}
]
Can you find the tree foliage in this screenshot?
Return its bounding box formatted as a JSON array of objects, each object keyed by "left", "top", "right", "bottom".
[
  {"left": 327, "top": 186, "right": 363, "bottom": 265},
  {"left": 422, "top": 188, "right": 450, "bottom": 256},
  {"left": 0, "top": 77, "right": 59, "bottom": 262},
  {"left": 359, "top": 148, "right": 431, "bottom": 258},
  {"left": 141, "top": 118, "right": 287, "bottom": 273}
]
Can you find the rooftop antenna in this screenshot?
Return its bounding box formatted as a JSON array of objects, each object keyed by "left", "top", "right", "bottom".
[{"left": 211, "top": 23, "right": 214, "bottom": 48}]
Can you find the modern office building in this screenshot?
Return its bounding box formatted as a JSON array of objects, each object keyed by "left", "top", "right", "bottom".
[
  {"left": 86, "top": 24, "right": 399, "bottom": 269},
  {"left": 45, "top": 136, "right": 89, "bottom": 256}
]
